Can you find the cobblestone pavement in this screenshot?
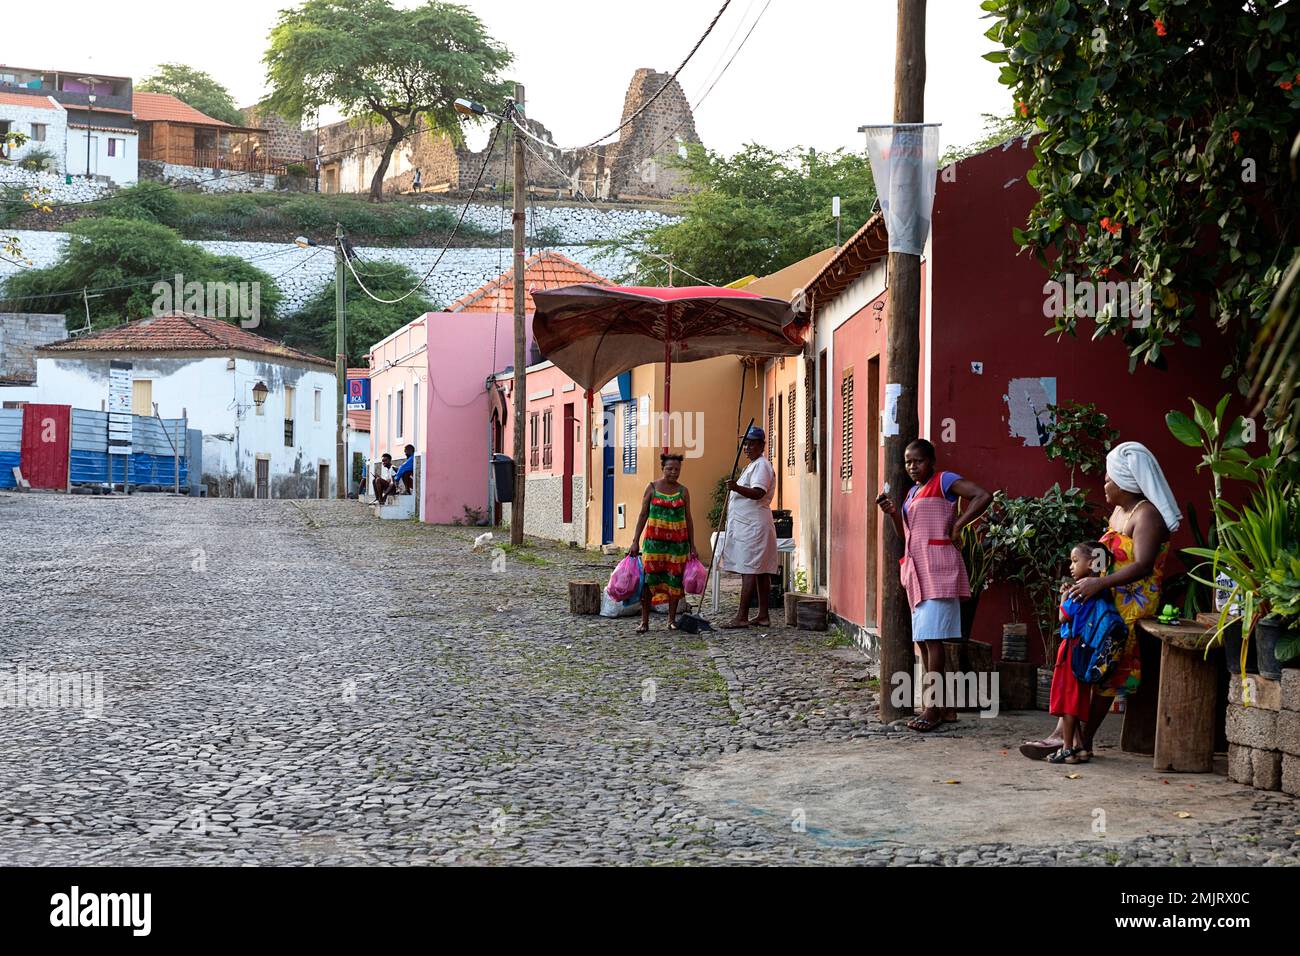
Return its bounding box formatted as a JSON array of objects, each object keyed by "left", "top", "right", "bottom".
[{"left": 1, "top": 494, "right": 1297, "bottom": 866}]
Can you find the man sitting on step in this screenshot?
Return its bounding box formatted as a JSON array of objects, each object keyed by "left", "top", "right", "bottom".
[{"left": 392, "top": 444, "right": 416, "bottom": 496}]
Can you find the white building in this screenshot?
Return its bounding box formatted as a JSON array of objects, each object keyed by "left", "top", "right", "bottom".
[
  {"left": 0, "top": 92, "right": 68, "bottom": 173},
  {"left": 3, "top": 312, "right": 337, "bottom": 497},
  {"left": 0, "top": 67, "right": 138, "bottom": 185}
]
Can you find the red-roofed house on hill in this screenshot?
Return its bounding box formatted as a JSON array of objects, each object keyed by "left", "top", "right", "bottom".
[
  {"left": 133, "top": 92, "right": 274, "bottom": 175},
  {"left": 6, "top": 313, "right": 338, "bottom": 498}
]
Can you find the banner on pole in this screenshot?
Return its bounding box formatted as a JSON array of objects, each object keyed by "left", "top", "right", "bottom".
[{"left": 860, "top": 124, "right": 941, "bottom": 256}]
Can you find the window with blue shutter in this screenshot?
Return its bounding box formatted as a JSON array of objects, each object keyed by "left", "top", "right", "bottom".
[{"left": 622, "top": 400, "right": 637, "bottom": 473}]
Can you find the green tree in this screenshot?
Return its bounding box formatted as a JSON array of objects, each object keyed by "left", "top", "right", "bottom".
[
  {"left": 270, "top": 260, "right": 435, "bottom": 365},
  {"left": 984, "top": 0, "right": 1300, "bottom": 378},
  {"left": 263, "top": 0, "right": 512, "bottom": 202},
  {"left": 609, "top": 144, "right": 876, "bottom": 285},
  {"left": 0, "top": 218, "right": 283, "bottom": 329},
  {"left": 138, "top": 63, "right": 245, "bottom": 126}
]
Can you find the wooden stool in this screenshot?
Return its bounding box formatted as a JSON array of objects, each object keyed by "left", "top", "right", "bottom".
[{"left": 1140, "top": 619, "right": 1221, "bottom": 772}]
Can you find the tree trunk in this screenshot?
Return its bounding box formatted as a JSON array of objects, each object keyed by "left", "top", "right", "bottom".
[{"left": 369, "top": 121, "right": 406, "bottom": 202}]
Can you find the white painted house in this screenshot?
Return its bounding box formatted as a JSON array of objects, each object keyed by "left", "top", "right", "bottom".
[
  {"left": 4, "top": 312, "right": 337, "bottom": 497},
  {"left": 0, "top": 91, "right": 68, "bottom": 173}
]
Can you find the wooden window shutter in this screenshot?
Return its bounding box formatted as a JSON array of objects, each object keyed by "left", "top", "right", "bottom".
[
  {"left": 787, "top": 383, "right": 797, "bottom": 470},
  {"left": 804, "top": 357, "right": 816, "bottom": 473},
  {"left": 840, "top": 369, "right": 854, "bottom": 485},
  {"left": 766, "top": 398, "right": 775, "bottom": 462}
]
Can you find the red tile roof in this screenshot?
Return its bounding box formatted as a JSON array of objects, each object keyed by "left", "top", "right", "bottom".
[
  {"left": 347, "top": 409, "right": 371, "bottom": 432},
  {"left": 444, "top": 251, "right": 611, "bottom": 313},
  {"left": 38, "top": 313, "right": 334, "bottom": 367},
  {"left": 0, "top": 91, "right": 62, "bottom": 111},
  {"left": 132, "top": 91, "right": 232, "bottom": 127}
]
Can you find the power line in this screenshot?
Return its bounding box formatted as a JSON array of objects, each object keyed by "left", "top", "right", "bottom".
[
  {"left": 343, "top": 119, "right": 505, "bottom": 305},
  {"left": 0, "top": 243, "right": 317, "bottom": 306},
  {"left": 515, "top": 131, "right": 715, "bottom": 286},
  {"left": 571, "top": 0, "right": 734, "bottom": 152}
]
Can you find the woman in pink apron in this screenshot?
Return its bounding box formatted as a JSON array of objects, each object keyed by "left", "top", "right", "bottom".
[{"left": 877, "top": 439, "right": 992, "bottom": 732}]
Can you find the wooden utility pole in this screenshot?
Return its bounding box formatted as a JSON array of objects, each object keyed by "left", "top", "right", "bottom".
[
  {"left": 879, "top": 0, "right": 926, "bottom": 723},
  {"left": 509, "top": 83, "right": 527, "bottom": 545},
  {"left": 334, "top": 221, "right": 347, "bottom": 499}
]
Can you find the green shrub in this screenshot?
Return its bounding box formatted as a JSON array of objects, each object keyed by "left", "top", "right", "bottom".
[
  {"left": 102, "top": 181, "right": 182, "bottom": 225},
  {"left": 17, "top": 147, "right": 57, "bottom": 173}
]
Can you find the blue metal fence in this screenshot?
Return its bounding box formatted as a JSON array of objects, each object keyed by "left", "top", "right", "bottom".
[{"left": 0, "top": 407, "right": 192, "bottom": 489}]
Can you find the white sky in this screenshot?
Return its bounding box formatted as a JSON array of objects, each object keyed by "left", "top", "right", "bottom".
[{"left": 3, "top": 0, "right": 1013, "bottom": 156}]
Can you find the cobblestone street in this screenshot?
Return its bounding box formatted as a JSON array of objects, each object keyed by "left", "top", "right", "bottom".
[{"left": 1, "top": 494, "right": 1297, "bottom": 866}]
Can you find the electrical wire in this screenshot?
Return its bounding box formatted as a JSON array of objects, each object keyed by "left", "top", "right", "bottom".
[
  {"left": 342, "top": 119, "right": 504, "bottom": 305},
  {"left": 570, "top": 0, "right": 734, "bottom": 152},
  {"left": 0, "top": 243, "right": 319, "bottom": 306},
  {"left": 516, "top": 132, "right": 715, "bottom": 286}
]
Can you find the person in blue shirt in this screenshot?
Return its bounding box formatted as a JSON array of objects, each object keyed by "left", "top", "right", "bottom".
[{"left": 393, "top": 444, "right": 416, "bottom": 495}]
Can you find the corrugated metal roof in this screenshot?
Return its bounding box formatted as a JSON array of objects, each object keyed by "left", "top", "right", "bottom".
[{"left": 39, "top": 312, "right": 334, "bottom": 368}]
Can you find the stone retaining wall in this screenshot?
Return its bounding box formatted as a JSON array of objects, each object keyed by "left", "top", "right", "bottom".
[
  {"left": 1226, "top": 669, "right": 1300, "bottom": 794},
  {"left": 0, "top": 166, "right": 114, "bottom": 204},
  {"left": 0, "top": 229, "right": 634, "bottom": 315}
]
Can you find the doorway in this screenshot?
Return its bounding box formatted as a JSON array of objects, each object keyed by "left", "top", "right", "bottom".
[
  {"left": 817, "top": 348, "right": 828, "bottom": 589},
  {"left": 601, "top": 406, "right": 615, "bottom": 544},
  {"left": 562, "top": 402, "right": 575, "bottom": 524},
  {"left": 865, "top": 355, "right": 881, "bottom": 627},
  {"left": 255, "top": 457, "right": 269, "bottom": 499},
  {"left": 317, "top": 463, "right": 329, "bottom": 499}
]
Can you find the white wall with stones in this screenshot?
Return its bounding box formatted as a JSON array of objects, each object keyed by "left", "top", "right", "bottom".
[
  {"left": 0, "top": 166, "right": 115, "bottom": 205},
  {"left": 429, "top": 202, "right": 677, "bottom": 244},
  {"left": 0, "top": 228, "right": 641, "bottom": 315}
]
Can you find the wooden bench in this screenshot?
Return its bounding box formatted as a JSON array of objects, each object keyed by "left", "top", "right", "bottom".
[{"left": 1123, "top": 618, "right": 1222, "bottom": 772}]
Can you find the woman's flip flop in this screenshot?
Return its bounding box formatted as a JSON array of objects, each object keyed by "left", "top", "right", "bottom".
[{"left": 907, "top": 716, "right": 941, "bottom": 733}]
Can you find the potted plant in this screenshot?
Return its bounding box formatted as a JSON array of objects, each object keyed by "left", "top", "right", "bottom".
[
  {"left": 1259, "top": 548, "right": 1300, "bottom": 668},
  {"left": 1173, "top": 397, "right": 1297, "bottom": 678},
  {"left": 1043, "top": 400, "right": 1119, "bottom": 489},
  {"left": 958, "top": 521, "right": 993, "bottom": 640}
]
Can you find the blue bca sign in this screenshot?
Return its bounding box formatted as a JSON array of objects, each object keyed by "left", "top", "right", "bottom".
[{"left": 345, "top": 377, "right": 370, "bottom": 410}]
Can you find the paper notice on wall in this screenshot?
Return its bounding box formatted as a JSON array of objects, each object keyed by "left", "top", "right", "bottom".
[
  {"left": 860, "top": 125, "right": 940, "bottom": 256},
  {"left": 883, "top": 383, "right": 902, "bottom": 437}
]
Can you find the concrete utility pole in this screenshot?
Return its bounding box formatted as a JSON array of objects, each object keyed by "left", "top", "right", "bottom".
[
  {"left": 879, "top": 0, "right": 927, "bottom": 723},
  {"left": 509, "top": 83, "right": 527, "bottom": 545},
  {"left": 334, "top": 222, "right": 347, "bottom": 499}
]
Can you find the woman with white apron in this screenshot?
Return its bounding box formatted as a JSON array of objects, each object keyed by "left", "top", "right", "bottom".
[
  {"left": 877, "top": 438, "right": 992, "bottom": 731},
  {"left": 720, "top": 426, "right": 779, "bottom": 629}
]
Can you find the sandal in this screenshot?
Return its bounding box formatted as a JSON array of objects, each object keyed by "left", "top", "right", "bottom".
[
  {"left": 634, "top": 624, "right": 649, "bottom": 634},
  {"left": 667, "top": 622, "right": 678, "bottom": 630},
  {"left": 1048, "top": 747, "right": 1079, "bottom": 764},
  {"left": 1073, "top": 749, "right": 1092, "bottom": 763},
  {"left": 906, "top": 716, "right": 941, "bottom": 733},
  {"left": 1018, "top": 739, "right": 1062, "bottom": 761}
]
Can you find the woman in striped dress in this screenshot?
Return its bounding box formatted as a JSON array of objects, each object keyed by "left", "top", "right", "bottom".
[{"left": 629, "top": 453, "right": 698, "bottom": 633}]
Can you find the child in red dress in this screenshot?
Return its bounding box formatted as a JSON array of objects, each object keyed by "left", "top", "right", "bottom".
[{"left": 1049, "top": 541, "right": 1112, "bottom": 764}]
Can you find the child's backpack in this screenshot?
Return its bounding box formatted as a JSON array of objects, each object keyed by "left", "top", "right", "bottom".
[{"left": 1067, "top": 594, "right": 1128, "bottom": 685}]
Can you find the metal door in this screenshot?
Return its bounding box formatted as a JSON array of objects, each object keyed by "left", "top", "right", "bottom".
[
  {"left": 20, "top": 404, "right": 70, "bottom": 490},
  {"left": 255, "top": 458, "right": 269, "bottom": 499},
  {"left": 601, "top": 424, "right": 615, "bottom": 544}
]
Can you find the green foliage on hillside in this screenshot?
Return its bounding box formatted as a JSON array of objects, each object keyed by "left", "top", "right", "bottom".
[
  {"left": 607, "top": 144, "right": 876, "bottom": 285},
  {"left": 97, "top": 184, "right": 490, "bottom": 245},
  {"left": 0, "top": 218, "right": 283, "bottom": 329},
  {"left": 267, "top": 259, "right": 435, "bottom": 366}
]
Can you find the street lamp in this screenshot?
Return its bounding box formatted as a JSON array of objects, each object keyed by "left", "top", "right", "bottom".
[
  {"left": 80, "top": 76, "right": 100, "bottom": 179},
  {"left": 252, "top": 381, "right": 268, "bottom": 407}
]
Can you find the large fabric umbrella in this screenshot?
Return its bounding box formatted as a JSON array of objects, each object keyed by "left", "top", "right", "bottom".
[{"left": 532, "top": 284, "right": 807, "bottom": 454}]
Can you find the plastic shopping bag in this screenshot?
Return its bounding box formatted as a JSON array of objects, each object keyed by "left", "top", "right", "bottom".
[
  {"left": 683, "top": 556, "right": 707, "bottom": 595},
  {"left": 607, "top": 555, "right": 642, "bottom": 602}
]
